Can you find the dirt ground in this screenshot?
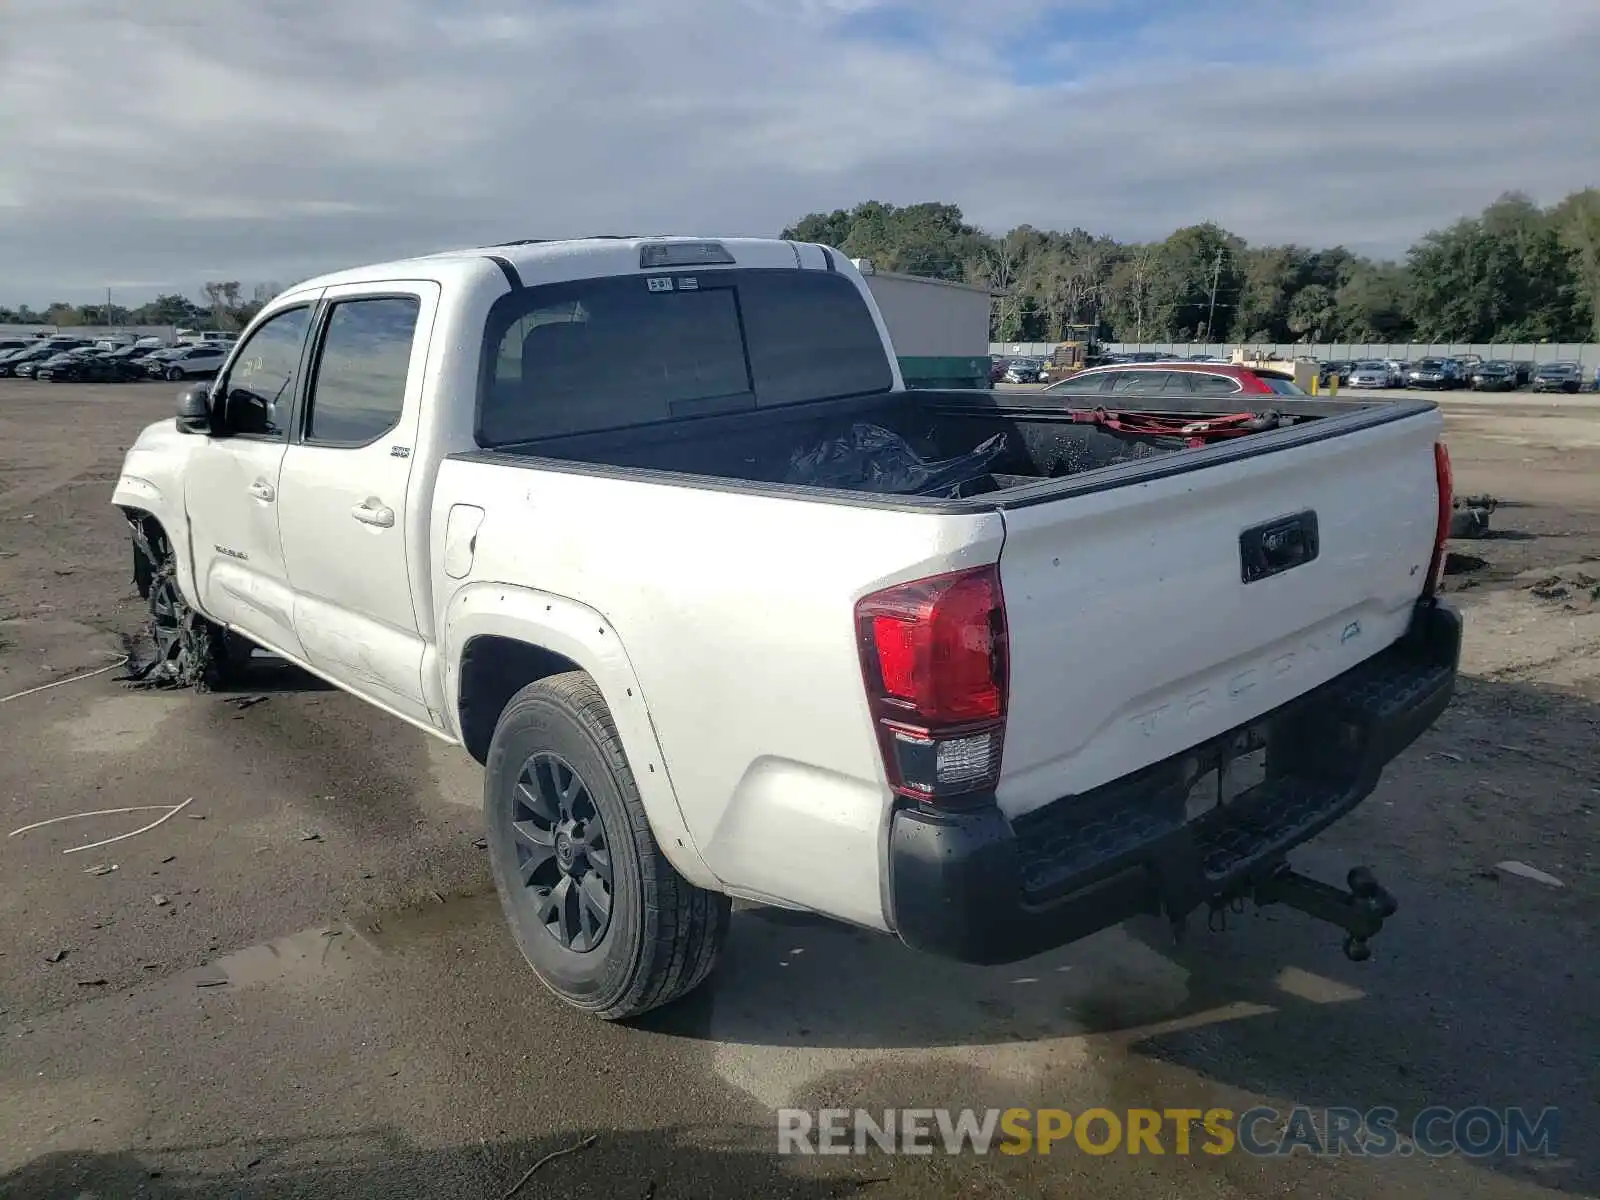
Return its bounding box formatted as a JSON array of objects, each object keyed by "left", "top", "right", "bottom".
[{"left": 1, "top": 380, "right": 1597, "bottom": 1199}]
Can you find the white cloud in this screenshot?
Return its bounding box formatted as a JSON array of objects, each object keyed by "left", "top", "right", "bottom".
[{"left": 1, "top": 0, "right": 1596, "bottom": 302}]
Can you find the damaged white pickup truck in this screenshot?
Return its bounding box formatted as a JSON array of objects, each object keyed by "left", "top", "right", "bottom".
[{"left": 113, "top": 236, "right": 1461, "bottom": 1019}]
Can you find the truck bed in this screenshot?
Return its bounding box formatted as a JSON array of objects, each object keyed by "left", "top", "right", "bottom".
[
  {"left": 475, "top": 388, "right": 1431, "bottom": 507},
  {"left": 454, "top": 382, "right": 1448, "bottom": 827}
]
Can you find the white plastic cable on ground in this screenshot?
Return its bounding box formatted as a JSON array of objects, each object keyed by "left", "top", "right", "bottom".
[
  {"left": 0, "top": 655, "right": 130, "bottom": 705},
  {"left": 7, "top": 797, "right": 195, "bottom": 855}
]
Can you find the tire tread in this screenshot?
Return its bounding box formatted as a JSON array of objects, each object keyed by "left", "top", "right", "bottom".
[{"left": 499, "top": 672, "right": 729, "bottom": 1020}]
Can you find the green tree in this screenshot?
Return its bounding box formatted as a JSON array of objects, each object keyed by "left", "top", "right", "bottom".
[
  {"left": 1334, "top": 261, "right": 1413, "bottom": 340},
  {"left": 782, "top": 200, "right": 985, "bottom": 282},
  {"left": 1287, "top": 284, "right": 1336, "bottom": 341},
  {"left": 783, "top": 208, "right": 856, "bottom": 251},
  {"left": 1552, "top": 188, "right": 1600, "bottom": 341},
  {"left": 1407, "top": 194, "right": 1587, "bottom": 341},
  {"left": 1155, "top": 223, "right": 1245, "bottom": 341},
  {"left": 1106, "top": 247, "right": 1163, "bottom": 342},
  {"left": 1235, "top": 246, "right": 1309, "bottom": 342},
  {"left": 131, "top": 294, "right": 202, "bottom": 326}
]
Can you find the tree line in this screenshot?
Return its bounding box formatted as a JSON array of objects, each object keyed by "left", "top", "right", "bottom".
[
  {"left": 9, "top": 189, "right": 1598, "bottom": 345},
  {"left": 783, "top": 190, "right": 1600, "bottom": 345},
  {"left": 0, "top": 281, "right": 281, "bottom": 333}
]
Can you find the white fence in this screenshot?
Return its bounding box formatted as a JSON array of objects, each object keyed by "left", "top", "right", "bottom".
[
  {"left": 0, "top": 324, "right": 179, "bottom": 342},
  {"left": 991, "top": 341, "right": 1600, "bottom": 370}
]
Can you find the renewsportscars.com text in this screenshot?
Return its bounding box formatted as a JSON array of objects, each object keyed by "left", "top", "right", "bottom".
[{"left": 777, "top": 1106, "right": 1560, "bottom": 1158}]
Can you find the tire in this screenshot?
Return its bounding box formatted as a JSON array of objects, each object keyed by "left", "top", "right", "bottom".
[
  {"left": 133, "top": 538, "right": 154, "bottom": 599},
  {"left": 144, "top": 557, "right": 252, "bottom": 690},
  {"left": 484, "top": 671, "right": 730, "bottom": 1020},
  {"left": 166, "top": 366, "right": 185, "bottom": 381}
]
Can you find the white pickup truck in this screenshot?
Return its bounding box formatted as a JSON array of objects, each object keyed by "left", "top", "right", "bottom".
[{"left": 113, "top": 236, "right": 1461, "bottom": 1019}]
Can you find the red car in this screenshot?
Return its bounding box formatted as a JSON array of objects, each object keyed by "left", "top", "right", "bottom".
[{"left": 1041, "top": 361, "right": 1308, "bottom": 398}]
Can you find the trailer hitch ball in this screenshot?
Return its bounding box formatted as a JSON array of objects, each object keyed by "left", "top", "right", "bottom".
[
  {"left": 1342, "top": 934, "right": 1373, "bottom": 963},
  {"left": 1248, "top": 864, "right": 1398, "bottom": 961},
  {"left": 1348, "top": 866, "right": 1398, "bottom": 918}
]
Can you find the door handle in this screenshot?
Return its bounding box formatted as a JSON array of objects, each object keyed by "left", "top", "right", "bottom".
[
  {"left": 351, "top": 499, "right": 395, "bottom": 528},
  {"left": 248, "top": 481, "right": 275, "bottom": 502}
]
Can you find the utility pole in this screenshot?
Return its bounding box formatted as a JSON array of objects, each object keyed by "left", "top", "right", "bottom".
[
  {"left": 106, "top": 287, "right": 113, "bottom": 330},
  {"left": 1205, "top": 248, "right": 1225, "bottom": 344}
]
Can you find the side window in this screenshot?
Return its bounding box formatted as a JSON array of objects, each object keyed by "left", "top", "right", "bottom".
[
  {"left": 304, "top": 296, "right": 421, "bottom": 446},
  {"left": 1050, "top": 371, "right": 1114, "bottom": 395},
  {"left": 1111, "top": 370, "right": 1174, "bottom": 393},
  {"left": 1189, "top": 373, "right": 1241, "bottom": 396},
  {"left": 217, "top": 306, "right": 312, "bottom": 440}
]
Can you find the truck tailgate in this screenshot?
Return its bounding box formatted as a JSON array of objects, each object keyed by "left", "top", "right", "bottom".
[{"left": 995, "top": 407, "right": 1445, "bottom": 821}]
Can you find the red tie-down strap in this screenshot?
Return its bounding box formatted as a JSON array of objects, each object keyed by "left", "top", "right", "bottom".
[{"left": 1068, "top": 406, "right": 1280, "bottom": 446}]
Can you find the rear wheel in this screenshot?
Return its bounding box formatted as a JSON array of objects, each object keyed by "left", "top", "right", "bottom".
[{"left": 484, "top": 671, "right": 730, "bottom": 1020}]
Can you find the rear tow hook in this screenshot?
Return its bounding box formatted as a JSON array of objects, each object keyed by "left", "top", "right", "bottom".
[{"left": 1247, "top": 865, "right": 1399, "bottom": 961}]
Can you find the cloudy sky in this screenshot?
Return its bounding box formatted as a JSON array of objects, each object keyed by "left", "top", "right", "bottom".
[{"left": 3, "top": 0, "right": 1598, "bottom": 304}]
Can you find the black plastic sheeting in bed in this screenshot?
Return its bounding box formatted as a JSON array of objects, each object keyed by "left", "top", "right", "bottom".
[
  {"left": 502, "top": 391, "right": 1196, "bottom": 497},
  {"left": 783, "top": 422, "right": 1010, "bottom": 497}
]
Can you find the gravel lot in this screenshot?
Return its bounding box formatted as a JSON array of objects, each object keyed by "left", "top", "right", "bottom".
[{"left": 2, "top": 381, "right": 1596, "bottom": 1199}]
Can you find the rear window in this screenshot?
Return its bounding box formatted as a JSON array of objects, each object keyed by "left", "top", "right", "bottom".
[
  {"left": 1110, "top": 370, "right": 1188, "bottom": 393},
  {"left": 1257, "top": 373, "right": 1307, "bottom": 396},
  {"left": 1189, "top": 372, "right": 1242, "bottom": 396},
  {"left": 477, "top": 269, "right": 892, "bottom": 444}
]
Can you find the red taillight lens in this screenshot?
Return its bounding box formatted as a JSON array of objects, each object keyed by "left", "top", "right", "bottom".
[
  {"left": 856, "top": 565, "right": 1008, "bottom": 802},
  {"left": 1424, "top": 441, "right": 1453, "bottom": 597}
]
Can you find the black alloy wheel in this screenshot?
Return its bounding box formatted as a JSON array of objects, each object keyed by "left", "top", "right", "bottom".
[
  {"left": 511, "top": 752, "right": 614, "bottom": 952},
  {"left": 482, "top": 671, "right": 731, "bottom": 1019}
]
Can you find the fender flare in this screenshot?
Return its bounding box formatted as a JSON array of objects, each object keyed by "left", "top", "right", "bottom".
[
  {"left": 441, "top": 582, "right": 720, "bottom": 891},
  {"left": 113, "top": 477, "right": 202, "bottom": 613}
]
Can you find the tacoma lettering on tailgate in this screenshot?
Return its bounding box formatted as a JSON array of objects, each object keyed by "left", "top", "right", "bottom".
[{"left": 1128, "top": 622, "right": 1363, "bottom": 739}]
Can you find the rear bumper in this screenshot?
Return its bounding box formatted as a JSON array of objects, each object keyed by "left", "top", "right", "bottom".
[{"left": 887, "top": 600, "right": 1461, "bottom": 964}]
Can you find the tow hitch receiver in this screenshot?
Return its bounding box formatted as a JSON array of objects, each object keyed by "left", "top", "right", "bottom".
[{"left": 1222, "top": 865, "right": 1399, "bottom": 962}]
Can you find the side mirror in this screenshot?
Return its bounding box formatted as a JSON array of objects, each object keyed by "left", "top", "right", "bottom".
[{"left": 176, "top": 383, "right": 213, "bottom": 435}]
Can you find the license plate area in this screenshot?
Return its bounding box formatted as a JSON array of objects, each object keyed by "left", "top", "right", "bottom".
[{"left": 1184, "top": 728, "right": 1269, "bottom": 823}]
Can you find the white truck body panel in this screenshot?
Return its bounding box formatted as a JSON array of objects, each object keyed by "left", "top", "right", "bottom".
[
  {"left": 996, "top": 409, "right": 1443, "bottom": 819},
  {"left": 431, "top": 455, "right": 1003, "bottom": 925},
  {"left": 112, "top": 234, "right": 1451, "bottom": 942},
  {"left": 276, "top": 279, "right": 441, "bottom": 723}
]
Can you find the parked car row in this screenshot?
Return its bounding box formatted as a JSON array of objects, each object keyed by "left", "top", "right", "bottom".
[
  {"left": 991, "top": 350, "right": 1164, "bottom": 384},
  {"left": 997, "top": 353, "right": 1592, "bottom": 395},
  {"left": 0, "top": 338, "right": 230, "bottom": 383},
  {"left": 1328, "top": 356, "right": 1587, "bottom": 393}
]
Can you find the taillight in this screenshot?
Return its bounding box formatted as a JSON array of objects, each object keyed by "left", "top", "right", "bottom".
[
  {"left": 855, "top": 565, "right": 1008, "bottom": 804},
  {"left": 1424, "top": 441, "right": 1453, "bottom": 597}
]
